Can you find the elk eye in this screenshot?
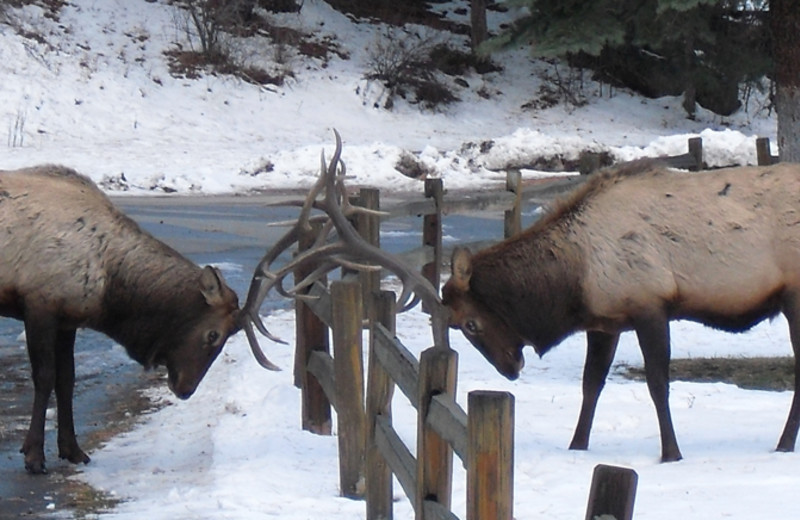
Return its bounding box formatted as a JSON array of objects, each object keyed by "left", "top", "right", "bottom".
[
  {"left": 207, "top": 330, "right": 220, "bottom": 345},
  {"left": 464, "top": 319, "right": 480, "bottom": 336}
]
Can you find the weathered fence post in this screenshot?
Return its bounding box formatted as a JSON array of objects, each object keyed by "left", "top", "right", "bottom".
[
  {"left": 354, "top": 188, "right": 381, "bottom": 320},
  {"left": 584, "top": 464, "right": 638, "bottom": 520},
  {"left": 416, "top": 347, "right": 457, "bottom": 519},
  {"left": 295, "top": 220, "right": 332, "bottom": 435},
  {"left": 688, "top": 136, "right": 703, "bottom": 171},
  {"left": 331, "top": 278, "right": 367, "bottom": 498},
  {"left": 422, "top": 179, "right": 443, "bottom": 313},
  {"left": 756, "top": 137, "right": 779, "bottom": 166},
  {"left": 367, "top": 290, "right": 397, "bottom": 520},
  {"left": 467, "top": 391, "right": 514, "bottom": 520},
  {"left": 504, "top": 169, "right": 522, "bottom": 238}
]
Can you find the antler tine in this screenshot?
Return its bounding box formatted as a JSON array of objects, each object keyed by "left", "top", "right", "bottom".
[
  {"left": 238, "top": 148, "right": 338, "bottom": 369},
  {"left": 242, "top": 321, "right": 282, "bottom": 371},
  {"left": 319, "top": 130, "right": 451, "bottom": 348},
  {"left": 266, "top": 213, "right": 329, "bottom": 229},
  {"left": 268, "top": 242, "right": 345, "bottom": 296},
  {"left": 241, "top": 231, "right": 340, "bottom": 336}
]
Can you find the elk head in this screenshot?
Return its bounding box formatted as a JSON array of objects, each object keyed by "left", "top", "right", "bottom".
[
  {"left": 152, "top": 265, "right": 240, "bottom": 399},
  {"left": 238, "top": 130, "right": 449, "bottom": 370},
  {"left": 441, "top": 247, "right": 525, "bottom": 379}
]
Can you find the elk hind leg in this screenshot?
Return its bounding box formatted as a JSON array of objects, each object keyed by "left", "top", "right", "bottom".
[
  {"left": 569, "top": 331, "right": 619, "bottom": 450},
  {"left": 777, "top": 295, "right": 800, "bottom": 452},
  {"left": 55, "top": 329, "right": 90, "bottom": 465},
  {"left": 635, "top": 312, "right": 682, "bottom": 462}
]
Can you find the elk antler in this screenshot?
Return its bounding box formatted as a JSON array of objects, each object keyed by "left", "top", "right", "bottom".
[{"left": 239, "top": 129, "right": 449, "bottom": 370}]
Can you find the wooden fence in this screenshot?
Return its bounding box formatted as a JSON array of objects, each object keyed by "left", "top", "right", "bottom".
[
  {"left": 657, "top": 135, "right": 782, "bottom": 168},
  {"left": 290, "top": 185, "right": 516, "bottom": 518},
  {"left": 368, "top": 289, "right": 515, "bottom": 520}
]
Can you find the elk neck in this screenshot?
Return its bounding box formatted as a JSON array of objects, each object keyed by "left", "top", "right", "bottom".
[
  {"left": 94, "top": 218, "right": 206, "bottom": 366},
  {"left": 470, "top": 222, "right": 587, "bottom": 356}
]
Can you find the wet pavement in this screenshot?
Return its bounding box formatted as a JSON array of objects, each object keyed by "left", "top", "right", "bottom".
[
  {"left": 0, "top": 334, "right": 161, "bottom": 519},
  {"left": 0, "top": 191, "right": 518, "bottom": 519}
]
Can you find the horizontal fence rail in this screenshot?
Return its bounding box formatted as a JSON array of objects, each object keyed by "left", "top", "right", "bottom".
[{"left": 370, "top": 310, "right": 515, "bottom": 520}]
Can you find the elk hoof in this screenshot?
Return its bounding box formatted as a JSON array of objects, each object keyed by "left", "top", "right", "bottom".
[
  {"left": 660, "top": 451, "right": 683, "bottom": 463},
  {"left": 568, "top": 437, "right": 590, "bottom": 451},
  {"left": 21, "top": 444, "right": 47, "bottom": 474},
  {"left": 59, "top": 444, "right": 91, "bottom": 465},
  {"left": 24, "top": 457, "right": 47, "bottom": 475},
  {"left": 776, "top": 434, "right": 797, "bottom": 453}
]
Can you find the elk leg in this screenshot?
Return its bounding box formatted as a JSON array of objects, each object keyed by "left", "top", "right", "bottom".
[
  {"left": 777, "top": 295, "right": 800, "bottom": 452},
  {"left": 21, "top": 316, "right": 57, "bottom": 474},
  {"left": 569, "top": 331, "right": 620, "bottom": 450},
  {"left": 634, "top": 312, "right": 682, "bottom": 462},
  {"left": 54, "top": 329, "right": 90, "bottom": 465}
]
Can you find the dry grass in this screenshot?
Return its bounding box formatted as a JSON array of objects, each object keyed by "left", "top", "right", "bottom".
[{"left": 620, "top": 357, "right": 795, "bottom": 391}]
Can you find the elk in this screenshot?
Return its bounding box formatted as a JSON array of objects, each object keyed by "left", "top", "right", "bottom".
[
  {"left": 441, "top": 160, "right": 800, "bottom": 462},
  {"left": 0, "top": 165, "right": 248, "bottom": 474}
]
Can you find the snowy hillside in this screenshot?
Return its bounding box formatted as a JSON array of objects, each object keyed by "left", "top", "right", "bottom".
[{"left": 0, "top": 0, "right": 776, "bottom": 195}]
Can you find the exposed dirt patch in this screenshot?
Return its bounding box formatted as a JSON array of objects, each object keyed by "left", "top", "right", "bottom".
[{"left": 620, "top": 357, "right": 795, "bottom": 392}]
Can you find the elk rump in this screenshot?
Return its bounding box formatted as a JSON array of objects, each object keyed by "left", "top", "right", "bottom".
[{"left": 0, "top": 165, "right": 241, "bottom": 473}]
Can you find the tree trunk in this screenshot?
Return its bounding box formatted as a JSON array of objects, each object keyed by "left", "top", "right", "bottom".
[
  {"left": 681, "top": 34, "right": 697, "bottom": 120},
  {"left": 771, "top": 0, "right": 800, "bottom": 162},
  {"left": 470, "top": 0, "right": 488, "bottom": 51},
  {"left": 775, "top": 87, "right": 800, "bottom": 162}
]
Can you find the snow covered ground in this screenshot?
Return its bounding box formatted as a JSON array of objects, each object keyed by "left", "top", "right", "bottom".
[
  {"left": 2, "top": 1, "right": 797, "bottom": 519},
  {"left": 75, "top": 308, "right": 800, "bottom": 520}
]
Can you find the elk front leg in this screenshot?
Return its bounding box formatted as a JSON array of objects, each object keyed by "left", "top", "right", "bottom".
[
  {"left": 569, "top": 331, "right": 620, "bottom": 450},
  {"left": 21, "top": 317, "right": 57, "bottom": 474},
  {"left": 634, "top": 312, "right": 682, "bottom": 462},
  {"left": 54, "top": 329, "right": 90, "bottom": 465}
]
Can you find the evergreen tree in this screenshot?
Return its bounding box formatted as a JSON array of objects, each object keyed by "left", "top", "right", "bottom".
[{"left": 489, "top": 0, "right": 771, "bottom": 117}]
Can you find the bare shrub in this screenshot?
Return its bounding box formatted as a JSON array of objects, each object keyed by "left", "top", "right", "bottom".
[
  {"left": 168, "top": 0, "right": 291, "bottom": 86},
  {"left": 174, "top": 0, "right": 227, "bottom": 58},
  {"left": 172, "top": 0, "right": 263, "bottom": 59},
  {"left": 523, "top": 63, "right": 589, "bottom": 111},
  {"left": 7, "top": 108, "right": 25, "bottom": 148},
  {"left": 364, "top": 28, "right": 458, "bottom": 110},
  {"left": 429, "top": 44, "right": 500, "bottom": 76}
]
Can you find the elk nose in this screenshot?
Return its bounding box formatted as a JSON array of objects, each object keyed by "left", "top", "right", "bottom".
[
  {"left": 501, "top": 349, "right": 525, "bottom": 380},
  {"left": 172, "top": 388, "right": 194, "bottom": 400},
  {"left": 167, "top": 372, "right": 196, "bottom": 400}
]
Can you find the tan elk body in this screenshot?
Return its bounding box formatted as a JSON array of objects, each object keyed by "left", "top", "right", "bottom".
[
  {"left": 442, "top": 161, "right": 800, "bottom": 461},
  {"left": 0, "top": 165, "right": 242, "bottom": 473}
]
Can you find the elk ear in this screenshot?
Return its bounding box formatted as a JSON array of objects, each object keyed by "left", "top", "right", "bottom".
[
  {"left": 450, "top": 247, "right": 473, "bottom": 290},
  {"left": 200, "top": 266, "right": 226, "bottom": 306}
]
